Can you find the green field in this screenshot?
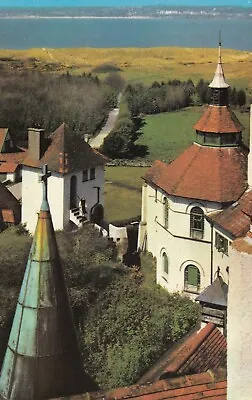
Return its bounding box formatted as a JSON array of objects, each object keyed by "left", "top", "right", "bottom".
[
  {"left": 137, "top": 107, "right": 250, "bottom": 163},
  {"left": 104, "top": 166, "right": 148, "bottom": 222}
]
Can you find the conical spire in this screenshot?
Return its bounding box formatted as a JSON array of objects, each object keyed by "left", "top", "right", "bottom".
[
  {"left": 209, "top": 34, "right": 230, "bottom": 89},
  {"left": 0, "top": 165, "right": 85, "bottom": 400}
]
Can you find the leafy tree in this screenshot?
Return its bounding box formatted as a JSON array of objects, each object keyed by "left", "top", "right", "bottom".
[{"left": 236, "top": 89, "right": 246, "bottom": 107}]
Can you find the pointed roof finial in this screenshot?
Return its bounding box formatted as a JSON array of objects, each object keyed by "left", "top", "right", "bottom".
[
  {"left": 218, "top": 30, "right": 222, "bottom": 64},
  {"left": 209, "top": 33, "right": 229, "bottom": 89}
]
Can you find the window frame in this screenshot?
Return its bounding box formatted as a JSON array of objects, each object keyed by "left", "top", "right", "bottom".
[
  {"left": 163, "top": 197, "right": 169, "bottom": 229},
  {"left": 82, "top": 169, "right": 88, "bottom": 182},
  {"left": 90, "top": 167, "right": 96, "bottom": 180},
  {"left": 190, "top": 206, "right": 204, "bottom": 240},
  {"left": 184, "top": 264, "right": 201, "bottom": 293},
  {"left": 162, "top": 252, "right": 169, "bottom": 275},
  {"left": 215, "top": 232, "right": 228, "bottom": 255}
]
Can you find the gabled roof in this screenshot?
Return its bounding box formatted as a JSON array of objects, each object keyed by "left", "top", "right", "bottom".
[
  {"left": 138, "top": 323, "right": 226, "bottom": 384},
  {"left": 209, "top": 189, "right": 252, "bottom": 238},
  {"left": 52, "top": 370, "right": 227, "bottom": 400},
  {"left": 144, "top": 144, "right": 248, "bottom": 203},
  {"left": 0, "top": 182, "right": 21, "bottom": 224},
  {"left": 23, "top": 123, "right": 107, "bottom": 173},
  {"left": 0, "top": 128, "right": 9, "bottom": 152},
  {"left": 193, "top": 106, "right": 243, "bottom": 134},
  {"left": 196, "top": 277, "right": 228, "bottom": 308}
]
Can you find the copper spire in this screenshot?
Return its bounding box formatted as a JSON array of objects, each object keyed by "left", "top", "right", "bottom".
[
  {"left": 209, "top": 33, "right": 230, "bottom": 89},
  {"left": 0, "top": 165, "right": 85, "bottom": 400}
]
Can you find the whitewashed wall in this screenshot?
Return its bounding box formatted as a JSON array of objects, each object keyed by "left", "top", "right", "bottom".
[
  {"left": 138, "top": 182, "right": 229, "bottom": 295},
  {"left": 22, "top": 165, "right": 105, "bottom": 234},
  {"left": 22, "top": 166, "right": 64, "bottom": 233},
  {"left": 228, "top": 239, "right": 252, "bottom": 400}
]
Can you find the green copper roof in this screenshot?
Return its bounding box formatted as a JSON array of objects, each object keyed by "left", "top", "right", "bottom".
[{"left": 0, "top": 166, "right": 85, "bottom": 400}]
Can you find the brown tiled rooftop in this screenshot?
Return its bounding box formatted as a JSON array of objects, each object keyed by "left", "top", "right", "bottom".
[
  {"left": 193, "top": 105, "right": 243, "bottom": 133},
  {"left": 209, "top": 189, "right": 252, "bottom": 238},
  {"left": 144, "top": 144, "right": 247, "bottom": 203},
  {"left": 0, "top": 162, "right": 18, "bottom": 173},
  {"left": 51, "top": 370, "right": 227, "bottom": 400},
  {"left": 0, "top": 182, "right": 21, "bottom": 224},
  {"left": 23, "top": 123, "right": 107, "bottom": 173},
  {"left": 0, "top": 148, "right": 27, "bottom": 164},
  {"left": 138, "top": 323, "right": 226, "bottom": 384}
]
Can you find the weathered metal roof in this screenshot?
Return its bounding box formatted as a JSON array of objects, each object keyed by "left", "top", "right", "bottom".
[
  {"left": 0, "top": 166, "right": 85, "bottom": 400},
  {"left": 196, "top": 277, "right": 228, "bottom": 308}
]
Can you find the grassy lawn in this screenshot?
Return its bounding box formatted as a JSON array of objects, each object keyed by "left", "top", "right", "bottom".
[
  {"left": 137, "top": 107, "right": 250, "bottom": 163},
  {"left": 104, "top": 166, "right": 148, "bottom": 221}
]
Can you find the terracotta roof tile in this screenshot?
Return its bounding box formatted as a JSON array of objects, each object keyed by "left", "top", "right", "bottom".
[
  {"left": 144, "top": 144, "right": 247, "bottom": 203},
  {"left": 23, "top": 123, "right": 106, "bottom": 173},
  {"left": 0, "top": 149, "right": 27, "bottom": 164},
  {"left": 0, "top": 183, "right": 21, "bottom": 224},
  {"left": 209, "top": 189, "right": 252, "bottom": 237},
  {"left": 52, "top": 370, "right": 227, "bottom": 400},
  {"left": 193, "top": 106, "right": 243, "bottom": 134},
  {"left": 0, "top": 162, "right": 18, "bottom": 173},
  {"left": 138, "top": 323, "right": 226, "bottom": 384}
]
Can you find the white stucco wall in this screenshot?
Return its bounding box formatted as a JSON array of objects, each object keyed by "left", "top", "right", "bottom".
[
  {"left": 63, "top": 165, "right": 104, "bottom": 224},
  {"left": 138, "top": 182, "right": 229, "bottom": 295},
  {"left": 228, "top": 239, "right": 252, "bottom": 400},
  {"left": 22, "top": 165, "right": 105, "bottom": 234},
  {"left": 21, "top": 167, "right": 64, "bottom": 233}
]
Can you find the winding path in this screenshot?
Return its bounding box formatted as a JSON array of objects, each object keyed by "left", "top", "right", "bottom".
[{"left": 89, "top": 93, "right": 122, "bottom": 149}]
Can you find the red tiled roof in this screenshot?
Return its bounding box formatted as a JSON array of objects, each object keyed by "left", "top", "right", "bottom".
[
  {"left": 0, "top": 149, "right": 28, "bottom": 164},
  {"left": 138, "top": 323, "right": 226, "bottom": 384},
  {"left": 232, "top": 233, "right": 252, "bottom": 255},
  {"left": 193, "top": 106, "right": 243, "bottom": 134},
  {"left": 144, "top": 144, "right": 247, "bottom": 203},
  {"left": 209, "top": 189, "right": 252, "bottom": 238},
  {"left": 23, "top": 123, "right": 107, "bottom": 173},
  {"left": 0, "top": 162, "right": 18, "bottom": 173},
  {"left": 0, "top": 182, "right": 21, "bottom": 224},
  {"left": 0, "top": 128, "right": 8, "bottom": 151},
  {"left": 52, "top": 370, "right": 227, "bottom": 400}
]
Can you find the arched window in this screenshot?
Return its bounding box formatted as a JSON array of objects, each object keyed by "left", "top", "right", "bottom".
[
  {"left": 190, "top": 207, "right": 204, "bottom": 239},
  {"left": 184, "top": 265, "right": 201, "bottom": 292},
  {"left": 163, "top": 197, "right": 169, "bottom": 229},
  {"left": 162, "top": 253, "right": 169, "bottom": 275}
]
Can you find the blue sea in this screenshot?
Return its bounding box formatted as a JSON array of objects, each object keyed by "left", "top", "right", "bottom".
[{"left": 0, "top": 17, "right": 251, "bottom": 50}]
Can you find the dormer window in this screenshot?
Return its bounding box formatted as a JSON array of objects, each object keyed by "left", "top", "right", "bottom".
[{"left": 190, "top": 207, "right": 204, "bottom": 240}]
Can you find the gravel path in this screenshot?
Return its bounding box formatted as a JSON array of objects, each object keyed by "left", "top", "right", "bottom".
[{"left": 89, "top": 93, "right": 121, "bottom": 149}]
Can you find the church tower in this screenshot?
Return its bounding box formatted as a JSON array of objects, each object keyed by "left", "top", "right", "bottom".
[
  {"left": 193, "top": 39, "right": 244, "bottom": 153},
  {"left": 0, "top": 165, "right": 85, "bottom": 400}
]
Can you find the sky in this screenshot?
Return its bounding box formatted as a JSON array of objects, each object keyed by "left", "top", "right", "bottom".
[{"left": 0, "top": 0, "right": 250, "bottom": 7}]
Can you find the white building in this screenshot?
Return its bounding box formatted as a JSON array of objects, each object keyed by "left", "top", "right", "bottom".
[
  {"left": 138, "top": 45, "right": 251, "bottom": 309},
  {"left": 21, "top": 123, "right": 106, "bottom": 233}
]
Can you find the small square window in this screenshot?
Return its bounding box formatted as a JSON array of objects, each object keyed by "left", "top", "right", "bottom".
[
  {"left": 90, "top": 168, "right": 95, "bottom": 180},
  {"left": 215, "top": 232, "right": 228, "bottom": 255},
  {"left": 82, "top": 169, "right": 88, "bottom": 182}
]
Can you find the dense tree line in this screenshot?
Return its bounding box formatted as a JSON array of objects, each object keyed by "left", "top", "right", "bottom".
[
  {"left": 0, "top": 70, "right": 116, "bottom": 143},
  {"left": 124, "top": 79, "right": 193, "bottom": 116},
  {"left": 0, "top": 224, "right": 199, "bottom": 389},
  {"left": 196, "top": 78, "right": 247, "bottom": 106}
]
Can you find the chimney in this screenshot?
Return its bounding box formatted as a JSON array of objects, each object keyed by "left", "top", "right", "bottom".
[
  {"left": 28, "top": 128, "right": 45, "bottom": 160},
  {"left": 248, "top": 105, "right": 252, "bottom": 187}
]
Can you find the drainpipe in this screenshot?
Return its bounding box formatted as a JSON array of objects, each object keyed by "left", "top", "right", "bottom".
[{"left": 210, "top": 221, "right": 214, "bottom": 284}]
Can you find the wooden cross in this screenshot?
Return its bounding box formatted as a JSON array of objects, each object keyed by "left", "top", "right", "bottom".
[{"left": 40, "top": 164, "right": 51, "bottom": 203}]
